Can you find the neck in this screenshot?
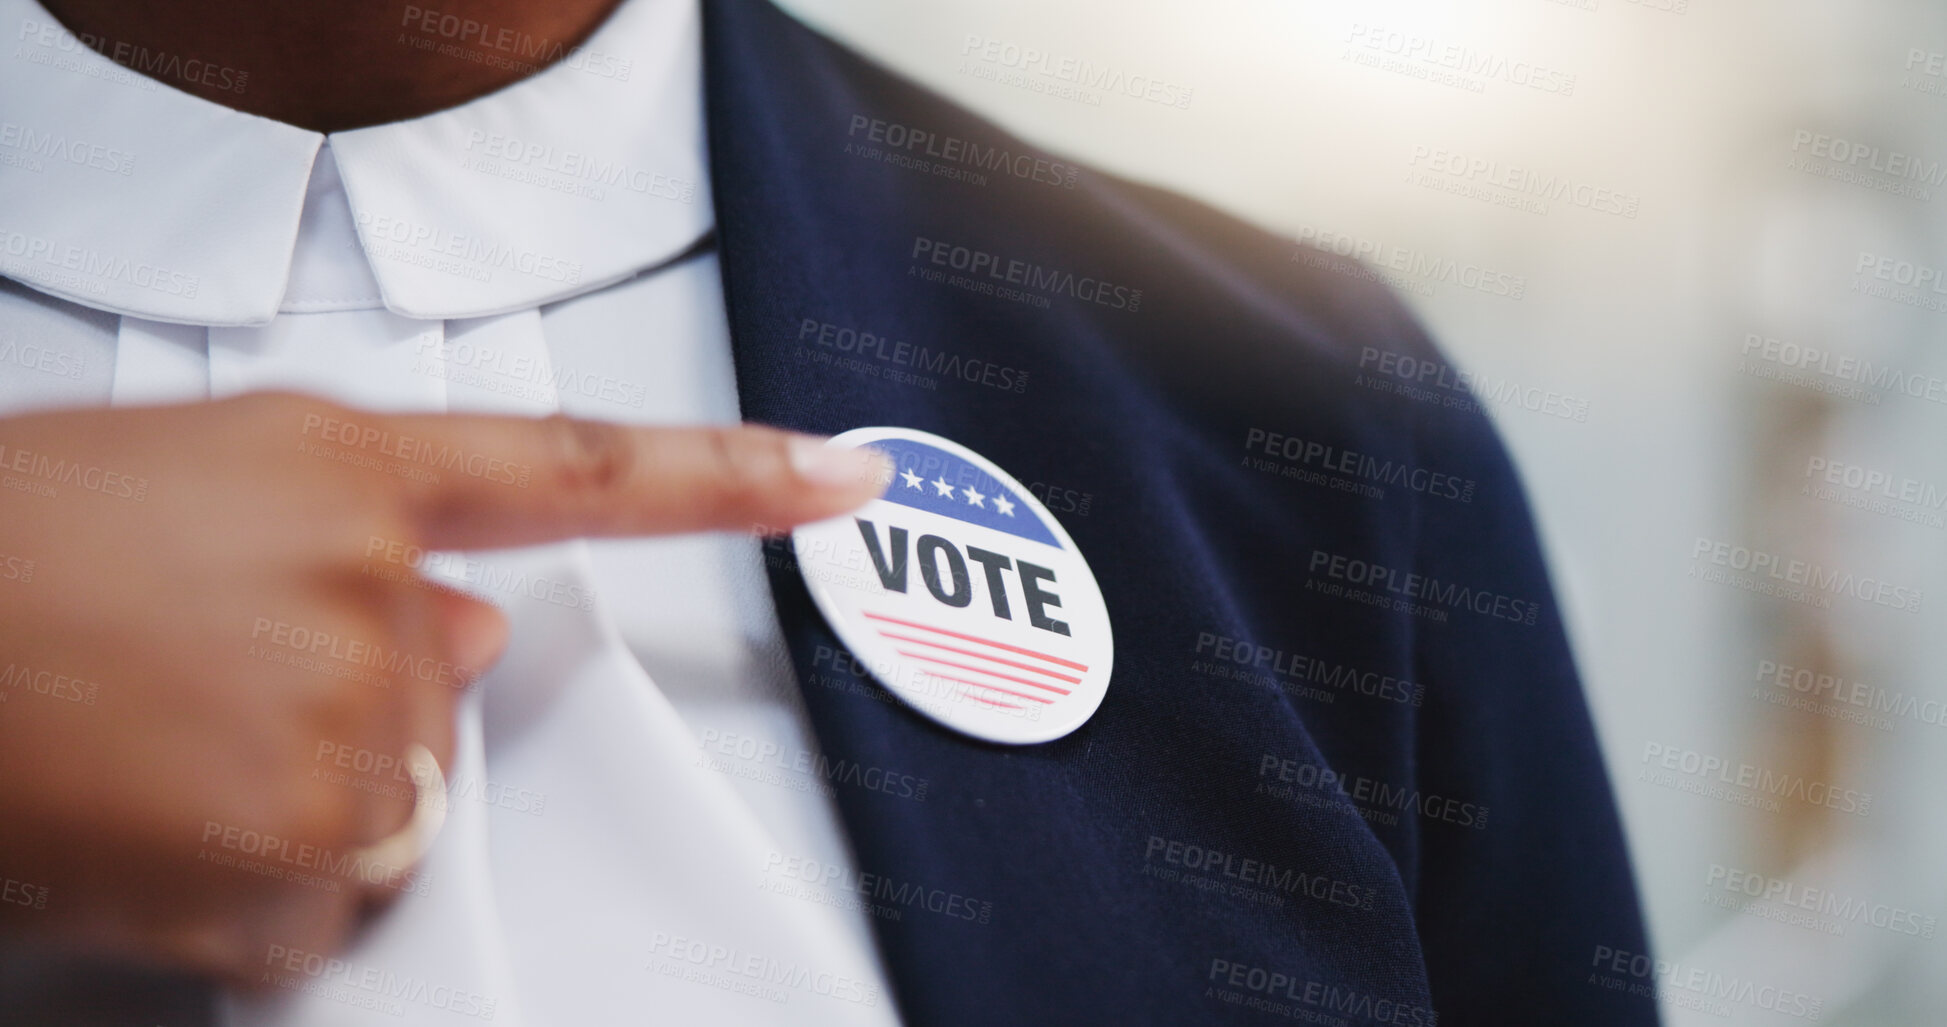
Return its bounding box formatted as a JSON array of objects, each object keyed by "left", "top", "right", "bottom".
[{"left": 40, "top": 0, "right": 628, "bottom": 133}]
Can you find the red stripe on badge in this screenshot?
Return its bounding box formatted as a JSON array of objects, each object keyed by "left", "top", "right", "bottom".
[
  {"left": 863, "top": 611, "right": 1088, "bottom": 672},
  {"left": 893, "top": 649, "right": 1074, "bottom": 696},
  {"left": 915, "top": 669, "right": 1056, "bottom": 706},
  {"left": 961, "top": 691, "right": 1023, "bottom": 709},
  {"left": 876, "top": 631, "right": 1084, "bottom": 684}
]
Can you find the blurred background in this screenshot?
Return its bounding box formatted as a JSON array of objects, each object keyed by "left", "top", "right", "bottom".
[{"left": 785, "top": 0, "right": 1947, "bottom": 1021}]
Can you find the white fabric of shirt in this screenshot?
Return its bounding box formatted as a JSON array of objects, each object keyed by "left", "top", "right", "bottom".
[{"left": 0, "top": 0, "right": 903, "bottom": 1023}]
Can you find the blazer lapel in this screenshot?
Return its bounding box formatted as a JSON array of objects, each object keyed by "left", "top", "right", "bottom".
[{"left": 702, "top": 1, "right": 1435, "bottom": 1023}]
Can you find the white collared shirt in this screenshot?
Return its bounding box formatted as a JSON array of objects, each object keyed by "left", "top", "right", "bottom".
[{"left": 0, "top": 0, "right": 903, "bottom": 1023}]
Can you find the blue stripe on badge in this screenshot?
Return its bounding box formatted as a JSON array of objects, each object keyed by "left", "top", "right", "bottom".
[{"left": 868, "top": 438, "right": 1061, "bottom": 548}]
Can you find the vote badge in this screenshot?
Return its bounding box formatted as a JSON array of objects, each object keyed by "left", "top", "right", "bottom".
[{"left": 791, "top": 427, "right": 1113, "bottom": 745}]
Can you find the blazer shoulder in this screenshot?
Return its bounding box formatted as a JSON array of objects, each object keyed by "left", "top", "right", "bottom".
[
  {"left": 714, "top": 0, "right": 1468, "bottom": 436},
  {"left": 722, "top": 0, "right": 1440, "bottom": 364},
  {"left": 1067, "top": 165, "right": 1450, "bottom": 371}
]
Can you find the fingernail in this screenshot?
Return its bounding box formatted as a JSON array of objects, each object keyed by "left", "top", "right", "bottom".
[{"left": 789, "top": 436, "right": 892, "bottom": 492}]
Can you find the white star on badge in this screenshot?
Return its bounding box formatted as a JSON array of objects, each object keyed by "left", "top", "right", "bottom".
[
  {"left": 932, "top": 477, "right": 956, "bottom": 498},
  {"left": 900, "top": 469, "right": 924, "bottom": 490},
  {"left": 994, "top": 495, "right": 1016, "bottom": 517},
  {"left": 963, "top": 486, "right": 986, "bottom": 508}
]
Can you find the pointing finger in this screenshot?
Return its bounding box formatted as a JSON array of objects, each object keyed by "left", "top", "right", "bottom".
[{"left": 355, "top": 414, "right": 891, "bottom": 550}]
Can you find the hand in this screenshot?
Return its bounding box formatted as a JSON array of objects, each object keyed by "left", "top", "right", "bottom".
[{"left": 0, "top": 391, "right": 888, "bottom": 986}]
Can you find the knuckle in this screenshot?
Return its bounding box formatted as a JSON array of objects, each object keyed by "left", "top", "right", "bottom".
[
  {"left": 355, "top": 512, "right": 420, "bottom": 565},
  {"left": 237, "top": 895, "right": 363, "bottom": 987},
  {"left": 295, "top": 675, "right": 379, "bottom": 743},
  {"left": 444, "top": 592, "right": 509, "bottom": 671},
  {"left": 704, "top": 428, "right": 785, "bottom": 518},
  {"left": 546, "top": 415, "right": 636, "bottom": 501},
  {"left": 161, "top": 917, "right": 259, "bottom": 986},
  {"left": 275, "top": 772, "right": 365, "bottom": 848},
  {"left": 239, "top": 389, "right": 348, "bottom": 427}
]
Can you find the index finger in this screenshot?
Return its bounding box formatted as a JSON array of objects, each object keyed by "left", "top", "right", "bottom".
[{"left": 366, "top": 414, "right": 891, "bottom": 550}]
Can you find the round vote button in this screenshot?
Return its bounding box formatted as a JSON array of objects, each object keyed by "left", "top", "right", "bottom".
[{"left": 790, "top": 426, "right": 1114, "bottom": 745}]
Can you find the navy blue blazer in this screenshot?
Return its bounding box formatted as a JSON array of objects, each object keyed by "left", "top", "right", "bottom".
[
  {"left": 706, "top": 0, "right": 1657, "bottom": 1024},
  {"left": 0, "top": 2, "right": 1656, "bottom": 1024}
]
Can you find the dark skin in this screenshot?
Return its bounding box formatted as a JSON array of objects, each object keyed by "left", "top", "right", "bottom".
[
  {"left": 2, "top": 0, "right": 907, "bottom": 987},
  {"left": 40, "top": 0, "right": 627, "bottom": 132}
]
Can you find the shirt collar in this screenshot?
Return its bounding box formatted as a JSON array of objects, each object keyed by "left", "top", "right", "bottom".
[{"left": 0, "top": 0, "right": 709, "bottom": 327}]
